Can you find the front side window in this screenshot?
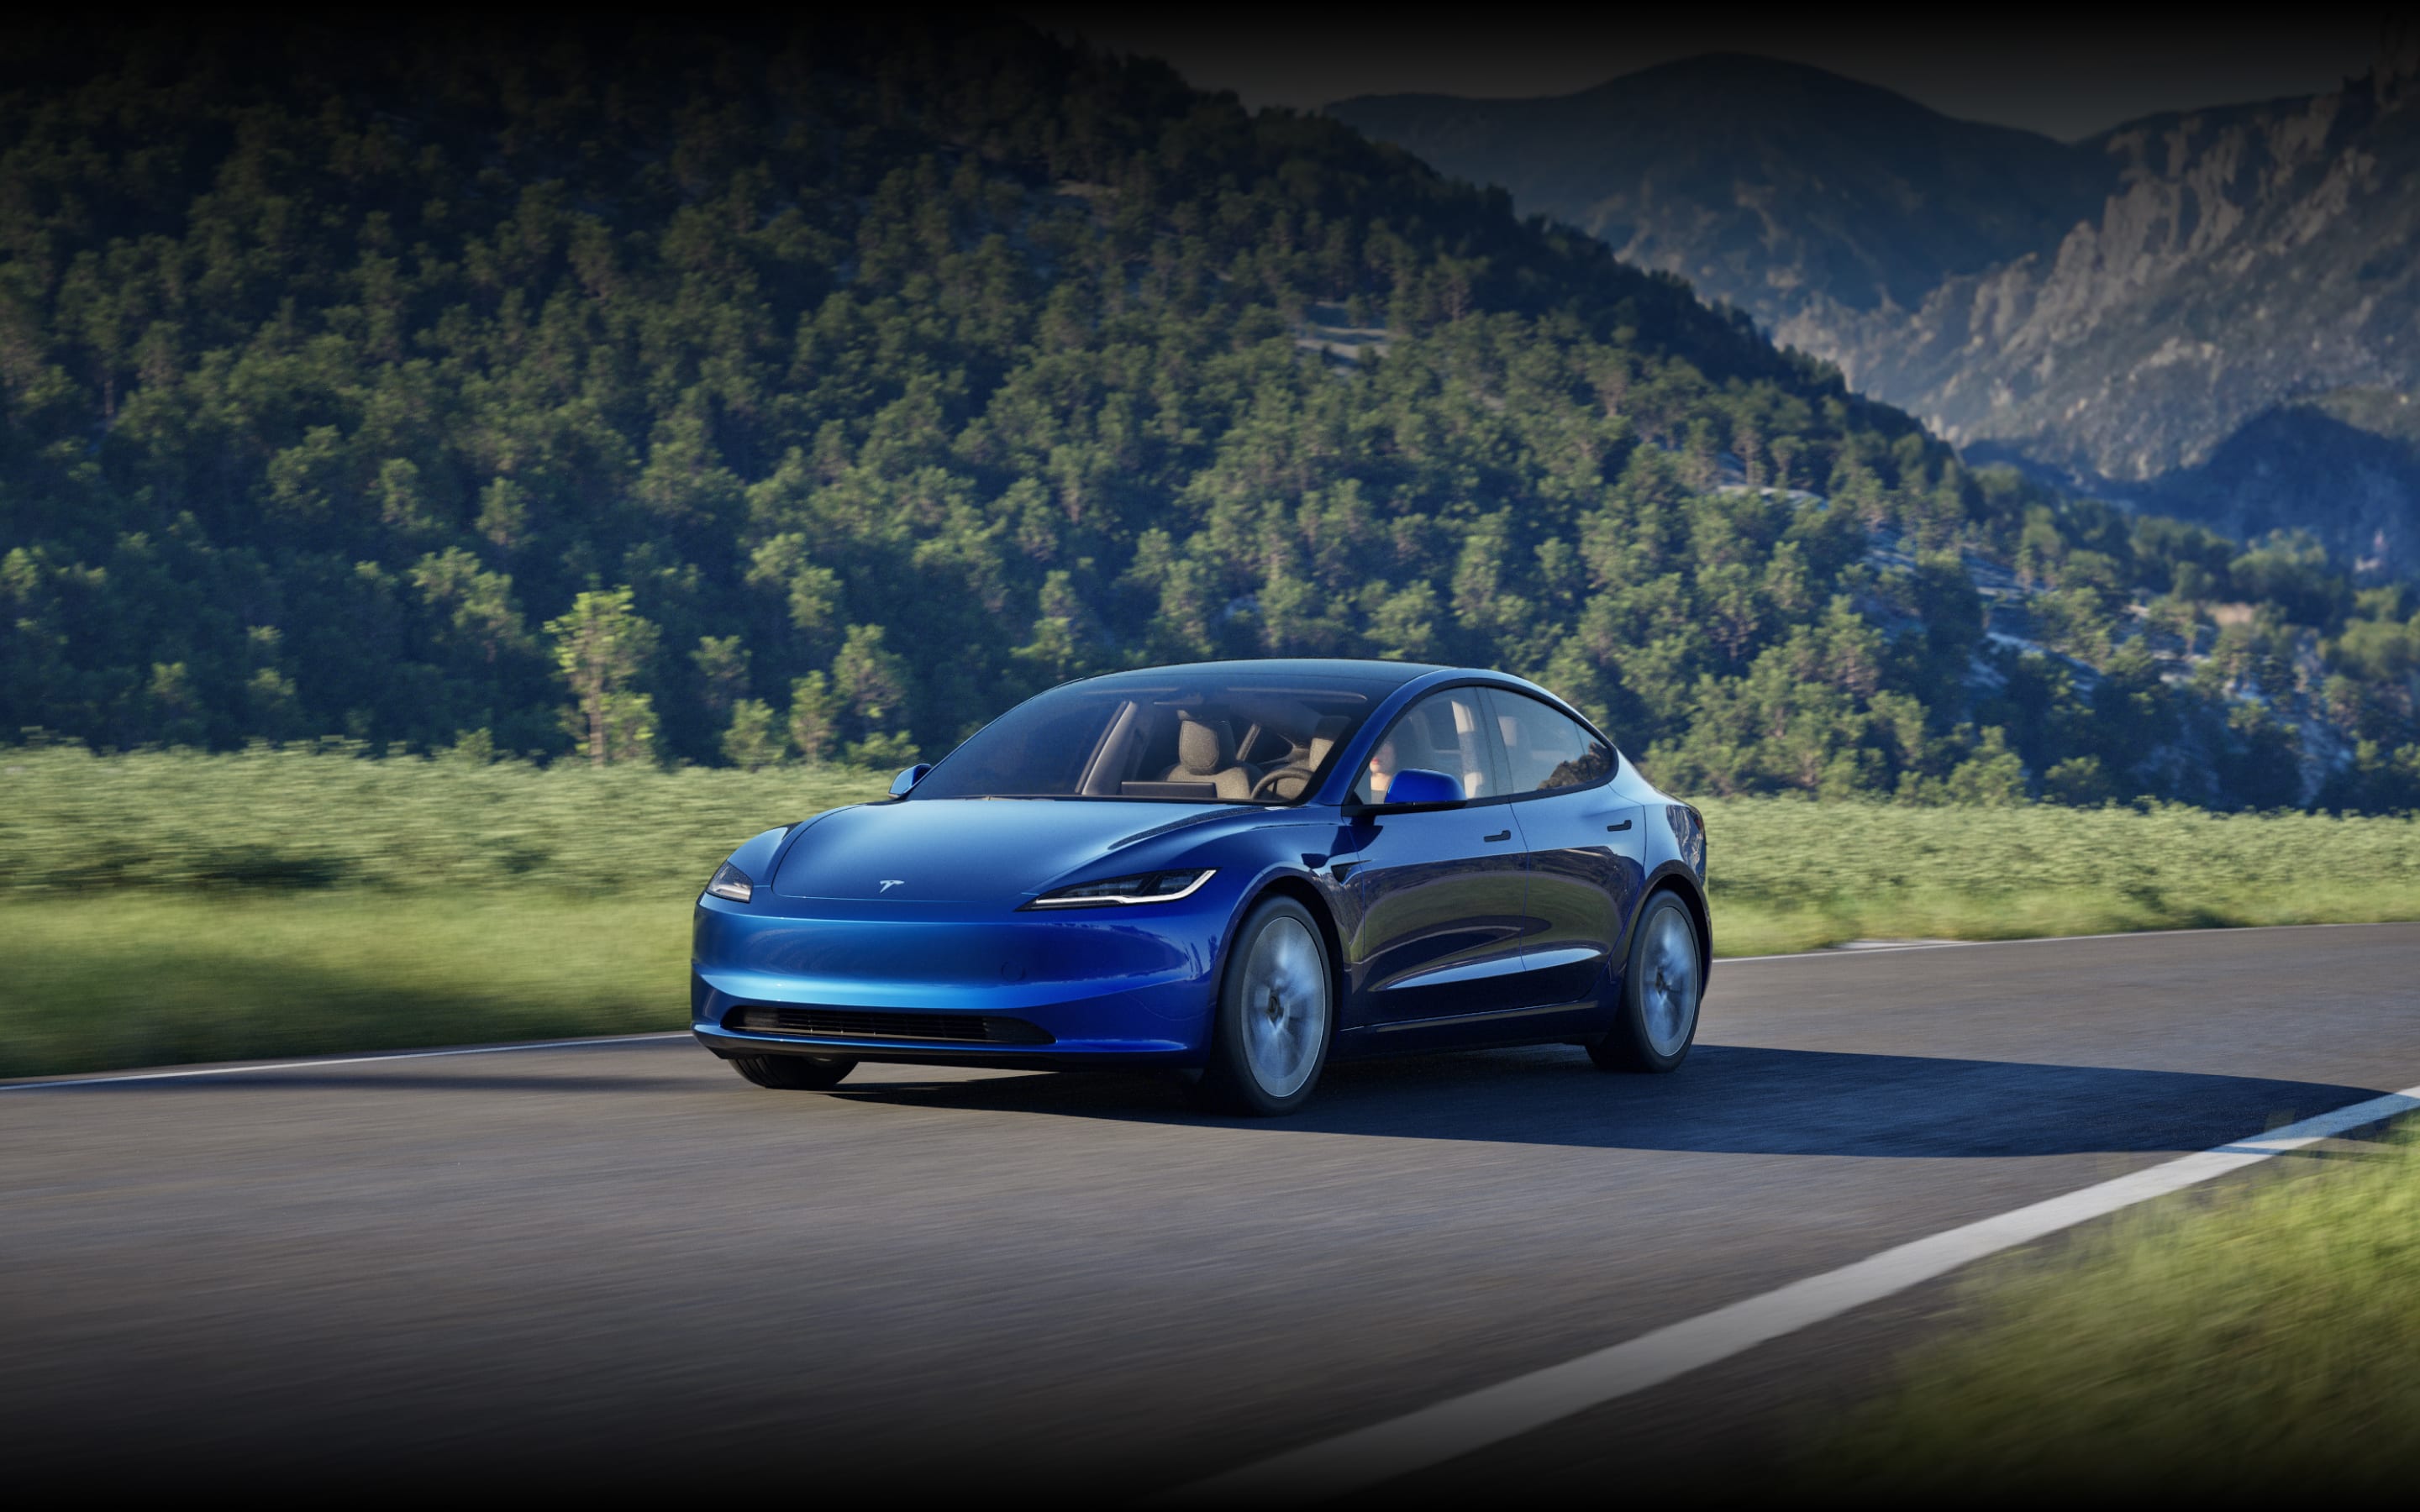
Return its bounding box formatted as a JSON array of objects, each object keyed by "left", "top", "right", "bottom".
[
  {"left": 1354, "top": 688, "right": 1505, "bottom": 804},
  {"left": 1487, "top": 690, "right": 1615, "bottom": 793}
]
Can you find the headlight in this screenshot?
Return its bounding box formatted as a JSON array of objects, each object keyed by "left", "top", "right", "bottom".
[
  {"left": 1023, "top": 869, "right": 1215, "bottom": 909},
  {"left": 704, "top": 860, "right": 755, "bottom": 903}
]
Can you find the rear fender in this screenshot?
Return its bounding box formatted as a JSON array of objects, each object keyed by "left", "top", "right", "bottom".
[{"left": 1614, "top": 862, "right": 1713, "bottom": 985}]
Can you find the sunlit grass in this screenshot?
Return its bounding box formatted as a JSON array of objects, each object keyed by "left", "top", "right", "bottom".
[
  {"left": 1702, "top": 795, "right": 2420, "bottom": 953},
  {"left": 0, "top": 743, "right": 892, "bottom": 895},
  {"left": 1711, "top": 880, "right": 2420, "bottom": 957},
  {"left": 1800, "top": 1126, "right": 2420, "bottom": 1494},
  {"left": 0, "top": 894, "right": 686, "bottom": 1079}
]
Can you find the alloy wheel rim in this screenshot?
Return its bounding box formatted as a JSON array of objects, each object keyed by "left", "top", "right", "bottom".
[
  {"left": 1240, "top": 916, "right": 1328, "bottom": 1097},
  {"left": 1640, "top": 906, "right": 1700, "bottom": 1058}
]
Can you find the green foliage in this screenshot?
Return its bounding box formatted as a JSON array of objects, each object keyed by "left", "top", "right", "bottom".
[
  {"left": 786, "top": 671, "right": 840, "bottom": 763},
  {"left": 2041, "top": 754, "right": 2116, "bottom": 806},
  {"left": 2228, "top": 530, "right": 2348, "bottom": 627},
  {"left": 9, "top": 745, "right": 2419, "bottom": 916},
  {"left": 1707, "top": 796, "right": 2420, "bottom": 911},
  {"left": 1707, "top": 795, "right": 2420, "bottom": 953},
  {"left": 0, "top": 894, "right": 684, "bottom": 1079},
  {"left": 719, "top": 698, "right": 786, "bottom": 771},
  {"left": 0, "top": 19, "right": 2411, "bottom": 810},
  {"left": 0, "top": 743, "right": 887, "bottom": 896},
  {"left": 0, "top": 17, "right": 1825, "bottom": 768},
  {"left": 544, "top": 587, "right": 660, "bottom": 764}
]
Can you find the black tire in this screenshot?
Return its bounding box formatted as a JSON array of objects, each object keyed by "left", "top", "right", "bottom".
[
  {"left": 1590, "top": 891, "right": 1703, "bottom": 1074},
  {"left": 1194, "top": 896, "right": 1334, "bottom": 1116},
  {"left": 729, "top": 1053, "right": 857, "bottom": 1090}
]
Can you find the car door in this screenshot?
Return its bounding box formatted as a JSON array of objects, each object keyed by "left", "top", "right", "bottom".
[
  {"left": 1486, "top": 689, "right": 1644, "bottom": 1010},
  {"left": 1331, "top": 686, "right": 1529, "bottom": 1026}
]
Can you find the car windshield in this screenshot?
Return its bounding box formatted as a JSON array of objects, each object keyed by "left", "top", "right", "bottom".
[{"left": 909, "top": 671, "right": 1393, "bottom": 803}]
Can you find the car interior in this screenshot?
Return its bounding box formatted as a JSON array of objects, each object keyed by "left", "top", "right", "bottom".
[
  {"left": 1073, "top": 693, "right": 1365, "bottom": 802},
  {"left": 1350, "top": 690, "right": 1495, "bottom": 804}
]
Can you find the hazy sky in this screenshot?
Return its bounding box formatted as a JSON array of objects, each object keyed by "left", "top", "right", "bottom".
[{"left": 1019, "top": 11, "right": 2393, "bottom": 141}]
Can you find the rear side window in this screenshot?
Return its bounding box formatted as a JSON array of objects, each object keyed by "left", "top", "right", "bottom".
[
  {"left": 1486, "top": 690, "right": 1615, "bottom": 793},
  {"left": 1353, "top": 688, "right": 1507, "bottom": 803}
]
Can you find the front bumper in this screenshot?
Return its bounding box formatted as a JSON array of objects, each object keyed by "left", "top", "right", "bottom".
[
  {"left": 692, "top": 1022, "right": 1194, "bottom": 1068},
  {"left": 689, "top": 891, "right": 1226, "bottom": 1067}
]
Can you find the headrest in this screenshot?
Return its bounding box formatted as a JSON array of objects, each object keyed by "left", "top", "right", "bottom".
[
  {"left": 1176, "top": 717, "right": 1232, "bottom": 775},
  {"left": 1305, "top": 715, "right": 1349, "bottom": 773}
]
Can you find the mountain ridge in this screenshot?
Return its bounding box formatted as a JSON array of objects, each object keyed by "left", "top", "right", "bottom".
[
  {"left": 1332, "top": 53, "right": 2420, "bottom": 574},
  {"left": 1332, "top": 54, "right": 2112, "bottom": 320}
]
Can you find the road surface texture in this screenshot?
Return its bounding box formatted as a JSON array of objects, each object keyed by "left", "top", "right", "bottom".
[{"left": 4, "top": 924, "right": 2415, "bottom": 1494}]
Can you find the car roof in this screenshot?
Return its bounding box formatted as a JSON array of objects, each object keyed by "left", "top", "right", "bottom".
[{"left": 1073, "top": 659, "right": 1451, "bottom": 694}]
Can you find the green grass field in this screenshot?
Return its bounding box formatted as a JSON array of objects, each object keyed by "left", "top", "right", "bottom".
[
  {"left": 1705, "top": 800, "right": 2420, "bottom": 954},
  {"left": 1798, "top": 1125, "right": 2420, "bottom": 1494},
  {"left": 0, "top": 893, "right": 686, "bottom": 1077},
  {"left": 6, "top": 744, "right": 2420, "bottom": 1077}
]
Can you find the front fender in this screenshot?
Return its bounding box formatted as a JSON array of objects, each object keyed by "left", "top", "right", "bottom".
[
  {"left": 708, "top": 823, "right": 795, "bottom": 897},
  {"left": 1144, "top": 819, "right": 1364, "bottom": 1034}
]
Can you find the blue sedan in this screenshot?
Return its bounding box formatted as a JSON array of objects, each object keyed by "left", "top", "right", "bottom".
[{"left": 691, "top": 659, "right": 1709, "bottom": 1115}]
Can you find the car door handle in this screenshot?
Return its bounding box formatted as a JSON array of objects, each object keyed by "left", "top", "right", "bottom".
[
  {"left": 1606, "top": 820, "right": 1632, "bottom": 832},
  {"left": 1482, "top": 829, "right": 1512, "bottom": 843}
]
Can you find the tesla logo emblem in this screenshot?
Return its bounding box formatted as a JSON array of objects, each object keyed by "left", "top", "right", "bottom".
[{"left": 878, "top": 879, "right": 906, "bottom": 893}]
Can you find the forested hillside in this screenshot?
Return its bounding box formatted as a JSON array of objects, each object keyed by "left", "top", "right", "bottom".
[{"left": 3, "top": 18, "right": 2417, "bottom": 810}]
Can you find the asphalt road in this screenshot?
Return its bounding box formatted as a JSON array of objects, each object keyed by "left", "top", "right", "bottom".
[{"left": 5, "top": 923, "right": 2417, "bottom": 1494}]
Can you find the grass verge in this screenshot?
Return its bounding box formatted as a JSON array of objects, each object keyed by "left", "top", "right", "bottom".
[
  {"left": 1711, "top": 880, "right": 2420, "bottom": 957},
  {"left": 0, "top": 894, "right": 686, "bottom": 1079},
  {"left": 1800, "top": 1121, "right": 2420, "bottom": 1494}
]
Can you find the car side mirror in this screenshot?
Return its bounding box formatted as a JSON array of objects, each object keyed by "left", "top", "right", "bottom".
[
  {"left": 1381, "top": 768, "right": 1463, "bottom": 808},
  {"left": 889, "top": 763, "right": 931, "bottom": 797}
]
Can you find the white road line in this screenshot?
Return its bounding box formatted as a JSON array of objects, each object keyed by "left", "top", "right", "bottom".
[
  {"left": 0, "top": 1032, "right": 691, "bottom": 1092},
  {"left": 1156, "top": 1081, "right": 2420, "bottom": 1507},
  {"left": 1720, "top": 942, "right": 1974, "bottom": 963}
]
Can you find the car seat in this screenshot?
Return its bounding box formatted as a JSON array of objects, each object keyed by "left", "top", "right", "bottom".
[{"left": 1162, "top": 716, "right": 1255, "bottom": 799}]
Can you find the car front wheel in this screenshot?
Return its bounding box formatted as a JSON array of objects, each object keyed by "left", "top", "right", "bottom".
[{"left": 1197, "top": 896, "right": 1334, "bottom": 1116}]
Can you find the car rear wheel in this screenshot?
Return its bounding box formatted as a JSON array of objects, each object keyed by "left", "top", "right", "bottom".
[
  {"left": 729, "top": 1053, "right": 857, "bottom": 1090},
  {"left": 1590, "top": 891, "right": 1702, "bottom": 1074},
  {"left": 1197, "top": 896, "right": 1333, "bottom": 1116}
]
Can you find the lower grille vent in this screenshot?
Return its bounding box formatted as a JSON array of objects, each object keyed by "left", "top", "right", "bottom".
[{"left": 727, "top": 1005, "right": 1054, "bottom": 1045}]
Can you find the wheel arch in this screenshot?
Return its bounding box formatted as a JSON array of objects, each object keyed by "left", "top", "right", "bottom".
[
  {"left": 1621, "top": 864, "right": 1712, "bottom": 984},
  {"left": 1245, "top": 873, "right": 1349, "bottom": 1011}
]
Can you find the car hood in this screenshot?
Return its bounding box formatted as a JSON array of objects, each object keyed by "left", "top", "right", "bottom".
[{"left": 769, "top": 799, "right": 1229, "bottom": 903}]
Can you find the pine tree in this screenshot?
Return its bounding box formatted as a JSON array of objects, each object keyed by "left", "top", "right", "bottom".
[
  {"left": 721, "top": 699, "right": 786, "bottom": 771},
  {"left": 546, "top": 588, "right": 660, "bottom": 765}
]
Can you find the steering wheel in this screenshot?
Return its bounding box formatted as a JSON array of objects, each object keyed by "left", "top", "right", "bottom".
[{"left": 1249, "top": 765, "right": 1316, "bottom": 801}]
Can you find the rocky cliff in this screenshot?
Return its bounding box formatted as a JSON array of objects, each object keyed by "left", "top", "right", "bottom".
[
  {"left": 1334, "top": 55, "right": 2420, "bottom": 573},
  {"left": 1812, "top": 71, "right": 2420, "bottom": 472}
]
